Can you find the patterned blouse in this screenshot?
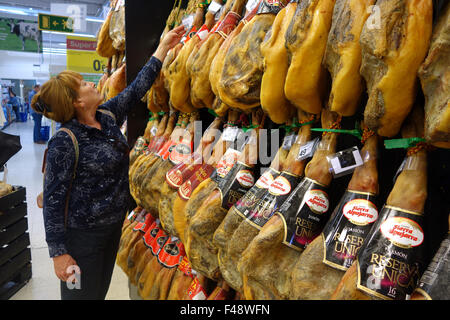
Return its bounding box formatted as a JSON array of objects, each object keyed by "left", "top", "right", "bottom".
[{"left": 43, "top": 56, "right": 162, "bottom": 258}]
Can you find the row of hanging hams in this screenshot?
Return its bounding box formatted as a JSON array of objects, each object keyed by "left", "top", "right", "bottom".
[{"left": 148, "top": 0, "right": 448, "bottom": 146}]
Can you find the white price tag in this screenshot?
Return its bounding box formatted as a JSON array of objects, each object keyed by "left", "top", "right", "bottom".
[
  {"left": 246, "top": 0, "right": 260, "bottom": 12},
  {"left": 182, "top": 14, "right": 194, "bottom": 31},
  {"left": 297, "top": 137, "right": 320, "bottom": 160},
  {"left": 327, "top": 146, "right": 364, "bottom": 177},
  {"left": 223, "top": 126, "right": 239, "bottom": 142},
  {"left": 208, "top": 1, "right": 223, "bottom": 14}
]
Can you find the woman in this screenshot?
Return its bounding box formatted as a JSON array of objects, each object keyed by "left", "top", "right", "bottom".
[{"left": 31, "top": 25, "right": 185, "bottom": 300}]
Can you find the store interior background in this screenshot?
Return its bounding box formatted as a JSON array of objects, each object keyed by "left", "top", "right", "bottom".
[{"left": 0, "top": 0, "right": 129, "bottom": 299}]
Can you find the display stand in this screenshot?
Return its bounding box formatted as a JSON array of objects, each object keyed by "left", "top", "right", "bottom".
[{"left": 0, "top": 186, "right": 31, "bottom": 300}]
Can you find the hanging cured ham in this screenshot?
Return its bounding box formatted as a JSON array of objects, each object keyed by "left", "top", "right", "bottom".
[
  {"left": 186, "top": 109, "right": 264, "bottom": 280},
  {"left": 288, "top": 124, "right": 379, "bottom": 300},
  {"left": 131, "top": 113, "right": 176, "bottom": 212},
  {"left": 213, "top": 121, "right": 294, "bottom": 275},
  {"left": 324, "top": 0, "right": 375, "bottom": 116},
  {"left": 159, "top": 117, "right": 224, "bottom": 237},
  {"left": 167, "top": 5, "right": 217, "bottom": 112},
  {"left": 188, "top": 0, "right": 246, "bottom": 109},
  {"left": 361, "top": 0, "right": 433, "bottom": 137},
  {"left": 418, "top": 2, "right": 450, "bottom": 148},
  {"left": 284, "top": 0, "right": 335, "bottom": 115},
  {"left": 260, "top": 1, "right": 297, "bottom": 124},
  {"left": 209, "top": 3, "right": 262, "bottom": 116},
  {"left": 218, "top": 1, "right": 289, "bottom": 110},
  {"left": 129, "top": 113, "right": 169, "bottom": 206},
  {"left": 332, "top": 105, "right": 429, "bottom": 300},
  {"left": 141, "top": 112, "right": 198, "bottom": 220},
  {"left": 219, "top": 110, "right": 316, "bottom": 292},
  {"left": 236, "top": 109, "right": 340, "bottom": 298},
  {"left": 138, "top": 113, "right": 184, "bottom": 214},
  {"left": 96, "top": 7, "right": 117, "bottom": 58}
]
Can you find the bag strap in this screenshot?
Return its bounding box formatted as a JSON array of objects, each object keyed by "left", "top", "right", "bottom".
[
  {"left": 98, "top": 108, "right": 116, "bottom": 123},
  {"left": 57, "top": 128, "right": 79, "bottom": 229}
]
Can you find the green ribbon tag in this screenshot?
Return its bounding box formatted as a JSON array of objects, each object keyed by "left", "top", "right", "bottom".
[
  {"left": 242, "top": 124, "right": 258, "bottom": 133},
  {"left": 157, "top": 111, "right": 166, "bottom": 116},
  {"left": 311, "top": 122, "right": 362, "bottom": 140},
  {"left": 384, "top": 137, "right": 426, "bottom": 149}
]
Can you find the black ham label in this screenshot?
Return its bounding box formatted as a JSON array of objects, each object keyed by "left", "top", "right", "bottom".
[
  {"left": 245, "top": 171, "right": 301, "bottom": 229},
  {"left": 322, "top": 190, "right": 379, "bottom": 271},
  {"left": 233, "top": 168, "right": 280, "bottom": 219},
  {"left": 276, "top": 177, "right": 330, "bottom": 251},
  {"left": 413, "top": 236, "right": 450, "bottom": 300},
  {"left": 217, "top": 162, "right": 255, "bottom": 210},
  {"left": 356, "top": 205, "right": 425, "bottom": 300},
  {"left": 257, "top": 0, "right": 288, "bottom": 14}
]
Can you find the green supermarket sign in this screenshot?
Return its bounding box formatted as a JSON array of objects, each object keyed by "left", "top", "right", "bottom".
[{"left": 38, "top": 13, "right": 74, "bottom": 33}]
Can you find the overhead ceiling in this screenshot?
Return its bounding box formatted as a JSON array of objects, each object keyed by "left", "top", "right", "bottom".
[{"left": 0, "top": 0, "right": 109, "bottom": 17}]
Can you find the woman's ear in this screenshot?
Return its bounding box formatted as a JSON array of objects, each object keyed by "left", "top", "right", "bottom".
[{"left": 73, "top": 97, "right": 84, "bottom": 109}]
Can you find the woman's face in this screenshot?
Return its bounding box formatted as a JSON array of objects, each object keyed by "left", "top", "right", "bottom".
[{"left": 76, "top": 80, "right": 103, "bottom": 110}]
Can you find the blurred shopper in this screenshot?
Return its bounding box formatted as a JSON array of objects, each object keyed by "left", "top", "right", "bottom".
[{"left": 29, "top": 84, "right": 45, "bottom": 143}]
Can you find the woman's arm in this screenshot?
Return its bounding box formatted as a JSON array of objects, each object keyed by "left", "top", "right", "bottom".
[
  {"left": 43, "top": 132, "right": 76, "bottom": 258},
  {"left": 101, "top": 25, "right": 185, "bottom": 125}
]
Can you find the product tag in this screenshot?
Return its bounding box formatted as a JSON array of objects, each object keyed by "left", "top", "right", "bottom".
[
  {"left": 208, "top": 1, "right": 223, "bottom": 14},
  {"left": 297, "top": 137, "right": 320, "bottom": 161},
  {"left": 246, "top": 0, "right": 260, "bottom": 12},
  {"left": 327, "top": 146, "right": 364, "bottom": 178},
  {"left": 223, "top": 126, "right": 239, "bottom": 142},
  {"left": 182, "top": 14, "right": 195, "bottom": 31},
  {"left": 356, "top": 205, "right": 425, "bottom": 300},
  {"left": 196, "top": 24, "right": 210, "bottom": 41}
]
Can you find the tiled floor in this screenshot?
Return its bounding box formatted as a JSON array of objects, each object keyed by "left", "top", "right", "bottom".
[{"left": 3, "top": 119, "right": 130, "bottom": 300}]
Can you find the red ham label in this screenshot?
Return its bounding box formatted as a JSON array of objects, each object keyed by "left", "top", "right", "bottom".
[
  {"left": 304, "top": 190, "right": 329, "bottom": 214},
  {"left": 268, "top": 176, "right": 291, "bottom": 196},
  {"left": 343, "top": 199, "right": 378, "bottom": 226},
  {"left": 380, "top": 217, "right": 424, "bottom": 248},
  {"left": 236, "top": 170, "right": 255, "bottom": 188}
]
